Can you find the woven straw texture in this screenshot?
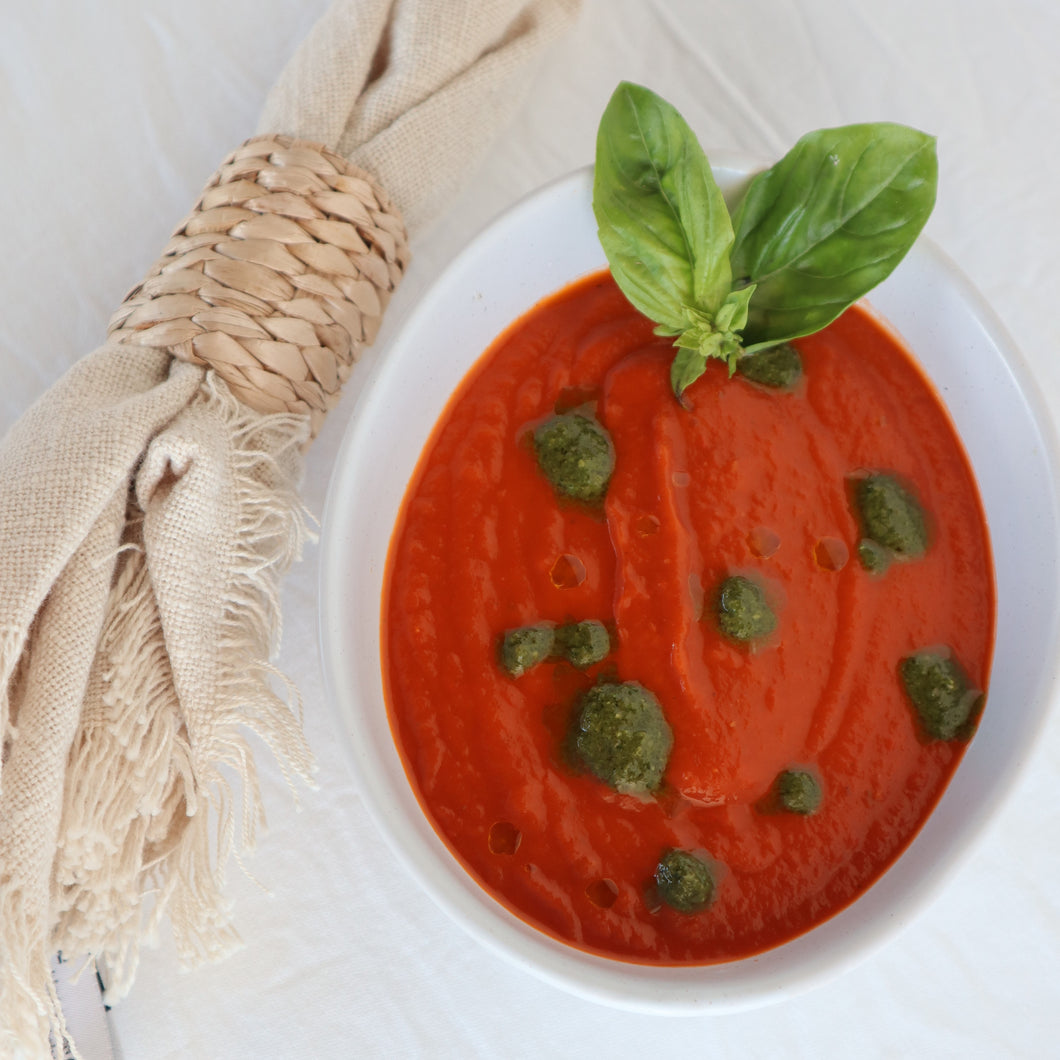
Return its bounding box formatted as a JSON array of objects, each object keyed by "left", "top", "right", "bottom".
[{"left": 109, "top": 136, "right": 409, "bottom": 438}]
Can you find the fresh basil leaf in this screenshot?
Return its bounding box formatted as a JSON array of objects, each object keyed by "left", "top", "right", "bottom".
[
  {"left": 594, "top": 82, "right": 734, "bottom": 332},
  {"left": 671, "top": 345, "right": 708, "bottom": 398},
  {"left": 713, "top": 284, "right": 756, "bottom": 335},
  {"left": 730, "top": 123, "right": 937, "bottom": 351}
]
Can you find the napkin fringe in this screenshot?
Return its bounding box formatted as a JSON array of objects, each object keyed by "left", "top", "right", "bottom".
[
  {"left": 53, "top": 538, "right": 233, "bottom": 1002},
  {"left": 0, "top": 930, "right": 67, "bottom": 1059},
  {"left": 59, "top": 374, "right": 315, "bottom": 997},
  {"left": 2, "top": 374, "right": 316, "bottom": 1052}
]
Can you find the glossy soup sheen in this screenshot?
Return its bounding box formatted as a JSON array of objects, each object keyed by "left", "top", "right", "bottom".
[{"left": 383, "top": 271, "right": 995, "bottom": 964}]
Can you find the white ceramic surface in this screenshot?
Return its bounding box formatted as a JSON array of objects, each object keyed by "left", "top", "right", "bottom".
[{"left": 319, "top": 163, "right": 1060, "bottom": 1013}]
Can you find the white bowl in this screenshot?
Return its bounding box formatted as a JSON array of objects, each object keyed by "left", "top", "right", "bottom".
[{"left": 319, "top": 162, "right": 1060, "bottom": 1013}]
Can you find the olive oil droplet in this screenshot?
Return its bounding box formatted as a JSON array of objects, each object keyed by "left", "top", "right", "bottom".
[{"left": 550, "top": 553, "right": 586, "bottom": 589}]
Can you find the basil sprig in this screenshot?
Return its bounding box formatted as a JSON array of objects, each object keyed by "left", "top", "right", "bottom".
[{"left": 592, "top": 82, "right": 938, "bottom": 397}]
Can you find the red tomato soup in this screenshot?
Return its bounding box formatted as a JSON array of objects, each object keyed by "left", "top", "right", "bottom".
[{"left": 382, "top": 271, "right": 995, "bottom": 964}]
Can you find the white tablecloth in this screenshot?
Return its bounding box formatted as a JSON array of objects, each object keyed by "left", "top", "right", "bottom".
[{"left": 3, "top": 2, "right": 1059, "bottom": 1056}]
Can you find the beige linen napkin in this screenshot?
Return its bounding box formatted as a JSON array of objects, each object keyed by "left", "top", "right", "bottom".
[{"left": 0, "top": 1, "right": 579, "bottom": 1054}]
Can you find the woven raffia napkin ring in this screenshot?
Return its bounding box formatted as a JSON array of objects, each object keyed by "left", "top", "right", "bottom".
[{"left": 109, "top": 135, "right": 410, "bottom": 438}]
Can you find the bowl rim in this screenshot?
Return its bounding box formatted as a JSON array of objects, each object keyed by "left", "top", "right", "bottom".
[{"left": 319, "top": 160, "right": 1060, "bottom": 1013}]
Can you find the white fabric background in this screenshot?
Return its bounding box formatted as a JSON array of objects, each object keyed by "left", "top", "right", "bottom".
[{"left": 3, "top": 1, "right": 1059, "bottom": 1056}]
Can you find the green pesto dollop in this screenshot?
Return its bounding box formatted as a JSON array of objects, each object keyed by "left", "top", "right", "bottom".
[
  {"left": 499, "top": 625, "right": 554, "bottom": 678},
  {"left": 736, "top": 342, "right": 802, "bottom": 389},
  {"left": 555, "top": 620, "right": 611, "bottom": 668},
  {"left": 900, "top": 649, "right": 983, "bottom": 741},
  {"left": 655, "top": 849, "right": 715, "bottom": 914},
  {"left": 856, "top": 538, "right": 892, "bottom": 574},
  {"left": 854, "top": 473, "right": 929, "bottom": 560},
  {"left": 533, "top": 413, "right": 614, "bottom": 503},
  {"left": 572, "top": 682, "right": 672, "bottom": 794},
  {"left": 714, "top": 575, "right": 777, "bottom": 642},
  {"left": 772, "top": 769, "right": 823, "bottom": 815}
]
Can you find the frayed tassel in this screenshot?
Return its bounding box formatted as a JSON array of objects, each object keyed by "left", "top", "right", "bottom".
[
  {"left": 0, "top": 930, "right": 69, "bottom": 1059},
  {"left": 52, "top": 542, "right": 230, "bottom": 1002},
  {"left": 49, "top": 370, "right": 316, "bottom": 1010}
]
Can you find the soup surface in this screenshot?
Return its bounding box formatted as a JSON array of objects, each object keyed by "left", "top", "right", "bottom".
[{"left": 383, "top": 270, "right": 994, "bottom": 964}]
